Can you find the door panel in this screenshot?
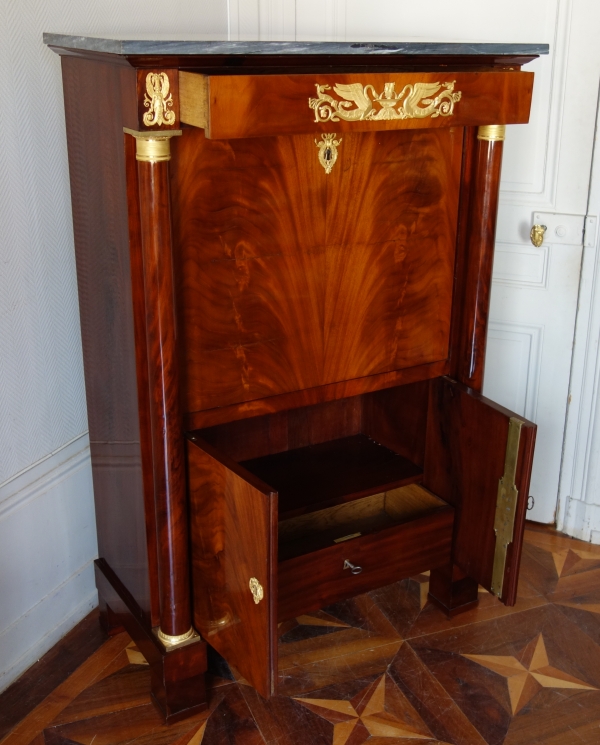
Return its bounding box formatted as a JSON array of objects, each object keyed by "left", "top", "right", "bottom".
[
  {"left": 424, "top": 377, "right": 536, "bottom": 604},
  {"left": 172, "top": 128, "right": 460, "bottom": 412},
  {"left": 187, "top": 438, "right": 278, "bottom": 698}
]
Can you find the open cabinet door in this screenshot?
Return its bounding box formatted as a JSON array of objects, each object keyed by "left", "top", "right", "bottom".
[
  {"left": 424, "top": 377, "right": 536, "bottom": 605},
  {"left": 187, "top": 438, "right": 278, "bottom": 698}
]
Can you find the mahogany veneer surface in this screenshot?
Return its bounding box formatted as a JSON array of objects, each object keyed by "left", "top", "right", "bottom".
[
  {"left": 49, "top": 37, "right": 541, "bottom": 725},
  {"left": 61, "top": 56, "right": 156, "bottom": 622},
  {"left": 172, "top": 127, "right": 462, "bottom": 413},
  {"left": 187, "top": 439, "right": 278, "bottom": 700},
  {"left": 205, "top": 71, "right": 534, "bottom": 139}
]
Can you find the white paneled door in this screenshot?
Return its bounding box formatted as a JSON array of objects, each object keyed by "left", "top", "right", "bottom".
[{"left": 231, "top": 0, "right": 600, "bottom": 526}]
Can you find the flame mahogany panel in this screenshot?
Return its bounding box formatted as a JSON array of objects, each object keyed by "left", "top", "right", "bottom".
[
  {"left": 424, "top": 377, "right": 537, "bottom": 604},
  {"left": 203, "top": 71, "right": 534, "bottom": 139},
  {"left": 185, "top": 358, "right": 449, "bottom": 429},
  {"left": 171, "top": 126, "right": 462, "bottom": 414},
  {"left": 187, "top": 438, "right": 278, "bottom": 699}
]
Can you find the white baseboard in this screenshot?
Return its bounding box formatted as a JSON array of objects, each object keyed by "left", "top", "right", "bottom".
[
  {"left": 0, "top": 564, "right": 98, "bottom": 693},
  {"left": 0, "top": 432, "right": 99, "bottom": 693},
  {"left": 560, "top": 497, "right": 600, "bottom": 543}
]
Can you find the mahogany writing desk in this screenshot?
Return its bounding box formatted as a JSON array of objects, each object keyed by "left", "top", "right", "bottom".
[{"left": 46, "top": 35, "right": 545, "bottom": 722}]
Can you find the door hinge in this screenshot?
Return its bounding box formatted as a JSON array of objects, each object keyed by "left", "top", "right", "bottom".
[
  {"left": 584, "top": 215, "right": 598, "bottom": 248},
  {"left": 491, "top": 417, "right": 523, "bottom": 599}
]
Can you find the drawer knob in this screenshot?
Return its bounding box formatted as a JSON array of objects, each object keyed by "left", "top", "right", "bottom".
[
  {"left": 249, "top": 577, "right": 264, "bottom": 604},
  {"left": 343, "top": 559, "right": 363, "bottom": 575}
]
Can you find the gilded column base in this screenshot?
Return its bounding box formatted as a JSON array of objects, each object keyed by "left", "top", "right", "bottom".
[{"left": 156, "top": 626, "right": 198, "bottom": 649}]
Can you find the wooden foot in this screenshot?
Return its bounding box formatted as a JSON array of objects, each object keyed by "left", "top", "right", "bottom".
[
  {"left": 95, "top": 559, "right": 208, "bottom": 723},
  {"left": 98, "top": 595, "right": 125, "bottom": 637},
  {"left": 428, "top": 563, "right": 479, "bottom": 617}
]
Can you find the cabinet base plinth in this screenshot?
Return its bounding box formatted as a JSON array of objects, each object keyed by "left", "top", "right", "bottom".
[
  {"left": 428, "top": 563, "right": 479, "bottom": 617},
  {"left": 95, "top": 559, "right": 208, "bottom": 724}
]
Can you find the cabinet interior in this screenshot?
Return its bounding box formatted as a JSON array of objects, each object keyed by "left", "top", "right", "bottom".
[
  {"left": 278, "top": 484, "right": 448, "bottom": 561},
  {"left": 192, "top": 377, "right": 446, "bottom": 560}
]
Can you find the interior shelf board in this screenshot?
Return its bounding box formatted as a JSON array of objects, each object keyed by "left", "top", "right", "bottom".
[{"left": 240, "top": 433, "right": 423, "bottom": 518}]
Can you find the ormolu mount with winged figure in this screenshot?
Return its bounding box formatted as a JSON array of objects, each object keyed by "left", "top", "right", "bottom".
[{"left": 309, "top": 80, "right": 462, "bottom": 123}]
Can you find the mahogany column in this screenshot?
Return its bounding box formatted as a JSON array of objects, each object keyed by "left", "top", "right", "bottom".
[
  {"left": 457, "top": 124, "right": 506, "bottom": 391},
  {"left": 429, "top": 124, "right": 506, "bottom": 615},
  {"left": 133, "top": 131, "right": 194, "bottom": 646}
]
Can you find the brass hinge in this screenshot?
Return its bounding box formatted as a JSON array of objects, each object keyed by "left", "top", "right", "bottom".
[{"left": 491, "top": 417, "right": 523, "bottom": 598}]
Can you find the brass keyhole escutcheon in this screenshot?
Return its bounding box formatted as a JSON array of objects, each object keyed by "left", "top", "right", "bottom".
[
  {"left": 530, "top": 224, "right": 547, "bottom": 248},
  {"left": 249, "top": 577, "right": 264, "bottom": 604},
  {"left": 315, "top": 133, "right": 342, "bottom": 174}
]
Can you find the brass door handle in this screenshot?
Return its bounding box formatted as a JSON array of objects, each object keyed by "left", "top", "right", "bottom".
[
  {"left": 530, "top": 224, "right": 547, "bottom": 247},
  {"left": 343, "top": 560, "right": 362, "bottom": 575}
]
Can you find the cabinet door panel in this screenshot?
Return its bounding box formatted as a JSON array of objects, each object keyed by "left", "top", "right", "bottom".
[
  {"left": 187, "top": 438, "right": 278, "bottom": 698},
  {"left": 424, "top": 377, "right": 536, "bottom": 604}
]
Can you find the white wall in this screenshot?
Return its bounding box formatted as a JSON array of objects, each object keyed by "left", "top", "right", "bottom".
[{"left": 0, "top": 0, "right": 228, "bottom": 693}]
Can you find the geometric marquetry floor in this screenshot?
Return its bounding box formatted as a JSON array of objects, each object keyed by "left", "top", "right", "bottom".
[{"left": 4, "top": 526, "right": 600, "bottom": 745}]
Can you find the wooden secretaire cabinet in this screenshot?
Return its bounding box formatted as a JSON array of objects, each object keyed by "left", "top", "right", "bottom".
[{"left": 46, "top": 35, "right": 546, "bottom": 722}]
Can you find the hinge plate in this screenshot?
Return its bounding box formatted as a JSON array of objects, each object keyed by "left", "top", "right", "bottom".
[
  {"left": 584, "top": 215, "right": 598, "bottom": 248},
  {"left": 491, "top": 417, "right": 523, "bottom": 598}
]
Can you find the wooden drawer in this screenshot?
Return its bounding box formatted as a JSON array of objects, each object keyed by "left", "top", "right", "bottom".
[
  {"left": 187, "top": 376, "right": 535, "bottom": 699},
  {"left": 179, "top": 70, "right": 534, "bottom": 139},
  {"left": 278, "top": 486, "right": 453, "bottom": 620}
]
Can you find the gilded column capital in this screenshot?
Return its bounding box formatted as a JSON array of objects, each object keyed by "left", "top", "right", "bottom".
[
  {"left": 123, "top": 128, "right": 182, "bottom": 163},
  {"left": 477, "top": 124, "right": 506, "bottom": 142}
]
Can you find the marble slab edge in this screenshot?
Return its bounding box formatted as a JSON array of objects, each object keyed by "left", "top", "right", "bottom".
[{"left": 43, "top": 34, "right": 549, "bottom": 57}]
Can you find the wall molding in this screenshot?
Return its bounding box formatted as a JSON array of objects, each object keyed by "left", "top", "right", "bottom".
[
  {"left": 0, "top": 432, "right": 90, "bottom": 520},
  {"left": 492, "top": 242, "right": 550, "bottom": 289},
  {"left": 485, "top": 321, "right": 543, "bottom": 423},
  {"left": 0, "top": 431, "right": 98, "bottom": 692},
  {"left": 500, "top": 0, "right": 570, "bottom": 207},
  {"left": 0, "top": 562, "right": 97, "bottom": 694}
]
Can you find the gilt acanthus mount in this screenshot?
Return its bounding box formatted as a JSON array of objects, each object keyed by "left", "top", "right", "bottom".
[
  {"left": 309, "top": 81, "right": 462, "bottom": 123},
  {"left": 143, "top": 72, "right": 176, "bottom": 127}
]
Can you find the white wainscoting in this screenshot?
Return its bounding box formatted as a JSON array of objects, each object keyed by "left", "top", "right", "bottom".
[
  {"left": 484, "top": 322, "right": 543, "bottom": 423},
  {"left": 493, "top": 243, "right": 549, "bottom": 290},
  {"left": 0, "top": 0, "right": 229, "bottom": 692},
  {"left": 0, "top": 433, "right": 97, "bottom": 693}
]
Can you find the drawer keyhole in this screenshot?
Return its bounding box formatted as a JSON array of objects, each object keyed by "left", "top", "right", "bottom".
[{"left": 343, "top": 559, "right": 362, "bottom": 575}]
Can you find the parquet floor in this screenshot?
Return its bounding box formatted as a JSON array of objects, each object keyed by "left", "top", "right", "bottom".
[{"left": 3, "top": 526, "right": 600, "bottom": 745}]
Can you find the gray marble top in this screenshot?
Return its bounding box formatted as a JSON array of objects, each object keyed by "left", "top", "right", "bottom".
[{"left": 43, "top": 34, "right": 548, "bottom": 57}]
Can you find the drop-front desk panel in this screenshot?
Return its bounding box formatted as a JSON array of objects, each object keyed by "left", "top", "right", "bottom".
[{"left": 46, "top": 35, "right": 543, "bottom": 722}]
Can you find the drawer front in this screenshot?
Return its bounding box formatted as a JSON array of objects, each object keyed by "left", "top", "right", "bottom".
[
  {"left": 180, "top": 70, "right": 533, "bottom": 139},
  {"left": 277, "top": 507, "right": 453, "bottom": 621}
]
